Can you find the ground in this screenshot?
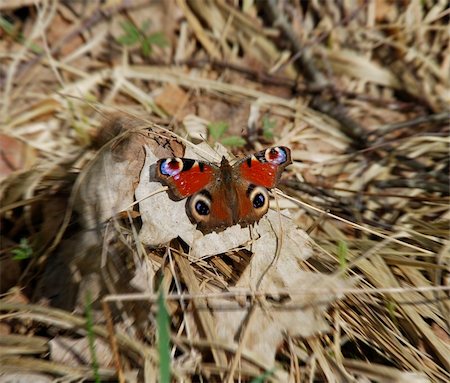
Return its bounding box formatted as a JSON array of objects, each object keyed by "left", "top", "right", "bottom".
[{"left": 0, "top": 1, "right": 449, "bottom": 382}]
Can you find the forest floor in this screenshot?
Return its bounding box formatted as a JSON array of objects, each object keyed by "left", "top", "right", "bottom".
[{"left": 0, "top": 1, "right": 449, "bottom": 382}]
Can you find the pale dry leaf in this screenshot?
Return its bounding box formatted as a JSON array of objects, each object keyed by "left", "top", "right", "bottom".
[
  {"left": 75, "top": 149, "right": 138, "bottom": 230},
  {"left": 252, "top": 210, "right": 311, "bottom": 263},
  {"left": 209, "top": 214, "right": 351, "bottom": 367},
  {"left": 49, "top": 336, "right": 113, "bottom": 367},
  {"left": 183, "top": 114, "right": 209, "bottom": 142},
  {"left": 75, "top": 125, "right": 160, "bottom": 230},
  {"left": 213, "top": 272, "right": 352, "bottom": 367},
  {"left": 188, "top": 225, "right": 252, "bottom": 258},
  {"left": 188, "top": 209, "right": 309, "bottom": 258}
]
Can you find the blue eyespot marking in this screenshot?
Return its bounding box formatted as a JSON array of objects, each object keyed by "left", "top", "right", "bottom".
[
  {"left": 160, "top": 158, "right": 183, "bottom": 176},
  {"left": 265, "top": 147, "right": 287, "bottom": 164}
]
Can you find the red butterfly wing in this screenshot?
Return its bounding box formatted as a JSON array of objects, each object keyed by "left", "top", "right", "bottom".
[
  {"left": 237, "top": 146, "right": 291, "bottom": 188},
  {"left": 153, "top": 158, "right": 217, "bottom": 200}
]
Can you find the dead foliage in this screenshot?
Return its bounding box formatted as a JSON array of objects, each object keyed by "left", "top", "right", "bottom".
[{"left": 0, "top": 1, "right": 449, "bottom": 382}]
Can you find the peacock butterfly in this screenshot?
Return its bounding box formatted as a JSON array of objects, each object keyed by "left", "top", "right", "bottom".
[{"left": 150, "top": 146, "right": 292, "bottom": 233}]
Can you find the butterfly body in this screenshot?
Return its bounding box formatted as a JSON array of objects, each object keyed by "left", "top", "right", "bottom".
[{"left": 151, "top": 147, "right": 291, "bottom": 233}]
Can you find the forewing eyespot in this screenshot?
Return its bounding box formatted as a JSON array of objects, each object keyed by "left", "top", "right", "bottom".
[
  {"left": 265, "top": 147, "right": 287, "bottom": 165},
  {"left": 160, "top": 158, "right": 183, "bottom": 176}
]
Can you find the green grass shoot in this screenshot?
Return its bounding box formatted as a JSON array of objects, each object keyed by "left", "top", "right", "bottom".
[{"left": 157, "top": 289, "right": 171, "bottom": 383}]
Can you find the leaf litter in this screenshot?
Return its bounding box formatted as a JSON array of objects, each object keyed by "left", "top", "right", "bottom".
[{"left": 0, "top": 1, "right": 449, "bottom": 382}]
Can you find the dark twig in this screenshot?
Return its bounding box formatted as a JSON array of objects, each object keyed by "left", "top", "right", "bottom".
[
  {"left": 263, "top": 0, "right": 326, "bottom": 86},
  {"left": 180, "top": 58, "right": 299, "bottom": 88},
  {"left": 373, "top": 179, "right": 449, "bottom": 195},
  {"left": 371, "top": 112, "right": 450, "bottom": 138},
  {"left": 262, "top": 0, "right": 368, "bottom": 149}
]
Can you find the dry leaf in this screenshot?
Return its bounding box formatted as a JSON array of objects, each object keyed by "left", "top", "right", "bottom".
[
  {"left": 183, "top": 114, "right": 209, "bottom": 142},
  {"left": 75, "top": 117, "right": 182, "bottom": 230},
  {"left": 211, "top": 241, "right": 352, "bottom": 366},
  {"left": 213, "top": 272, "right": 349, "bottom": 366},
  {"left": 49, "top": 336, "right": 113, "bottom": 367},
  {"left": 0, "top": 134, "right": 36, "bottom": 181},
  {"left": 154, "top": 83, "right": 190, "bottom": 118},
  {"left": 75, "top": 148, "right": 139, "bottom": 230}
]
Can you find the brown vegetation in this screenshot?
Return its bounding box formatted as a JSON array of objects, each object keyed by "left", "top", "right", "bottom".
[{"left": 0, "top": 1, "right": 448, "bottom": 382}]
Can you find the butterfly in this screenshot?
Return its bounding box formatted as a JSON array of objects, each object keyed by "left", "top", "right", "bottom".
[{"left": 151, "top": 146, "right": 292, "bottom": 233}]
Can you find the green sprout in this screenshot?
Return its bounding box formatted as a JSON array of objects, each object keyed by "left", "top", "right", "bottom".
[
  {"left": 11, "top": 238, "right": 33, "bottom": 260},
  {"left": 207, "top": 121, "right": 246, "bottom": 148},
  {"left": 157, "top": 289, "right": 171, "bottom": 382},
  {"left": 117, "top": 20, "right": 168, "bottom": 57}
]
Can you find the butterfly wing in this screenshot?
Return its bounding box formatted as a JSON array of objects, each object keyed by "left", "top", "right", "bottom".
[
  {"left": 151, "top": 157, "right": 218, "bottom": 200},
  {"left": 237, "top": 146, "right": 292, "bottom": 188},
  {"left": 152, "top": 157, "right": 234, "bottom": 231},
  {"left": 233, "top": 146, "right": 292, "bottom": 224}
]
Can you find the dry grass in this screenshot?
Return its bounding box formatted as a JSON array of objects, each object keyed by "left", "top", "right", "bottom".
[{"left": 0, "top": 1, "right": 449, "bottom": 382}]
